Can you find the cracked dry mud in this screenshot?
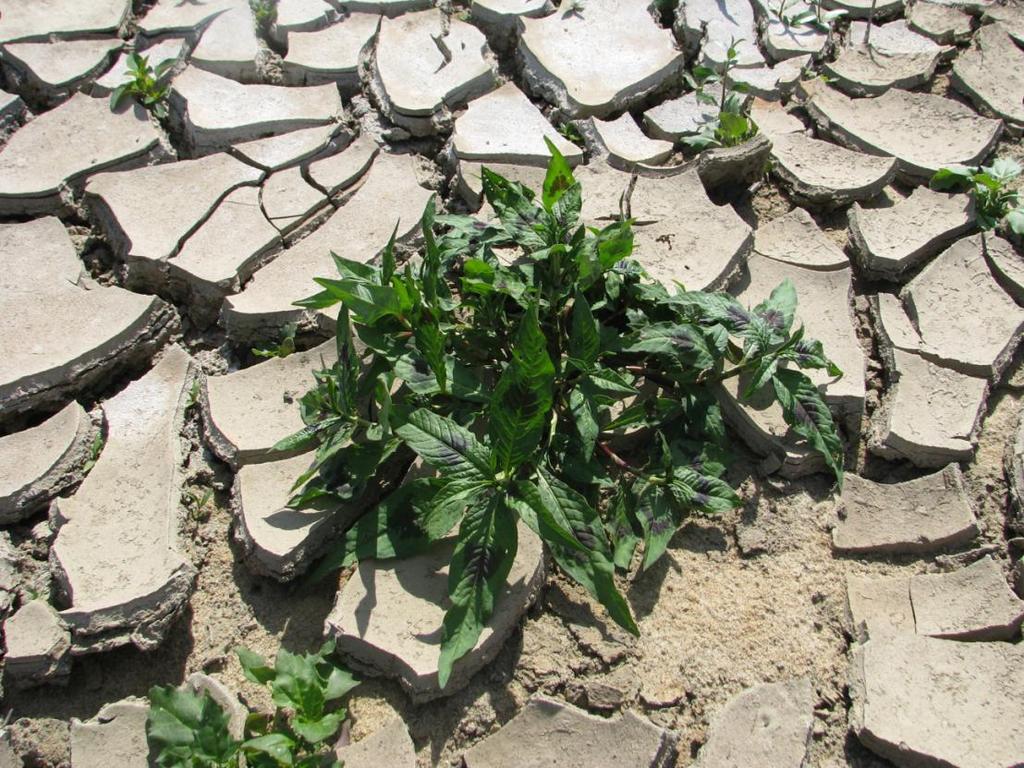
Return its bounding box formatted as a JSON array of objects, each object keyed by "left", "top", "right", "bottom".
[{"left": 0, "top": 0, "right": 1023, "bottom": 766}]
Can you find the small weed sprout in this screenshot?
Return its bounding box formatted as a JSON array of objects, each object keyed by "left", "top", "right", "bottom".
[
  {"left": 251, "top": 0, "right": 278, "bottom": 28},
  {"left": 109, "top": 53, "right": 174, "bottom": 119},
  {"left": 252, "top": 323, "right": 298, "bottom": 360},
  {"left": 931, "top": 158, "right": 1024, "bottom": 235},
  {"left": 773, "top": 0, "right": 847, "bottom": 30},
  {"left": 82, "top": 432, "right": 104, "bottom": 474},
  {"left": 557, "top": 122, "right": 585, "bottom": 147},
  {"left": 147, "top": 642, "right": 358, "bottom": 767},
  {"left": 682, "top": 39, "right": 759, "bottom": 150},
  {"left": 183, "top": 487, "right": 215, "bottom": 522},
  {"left": 185, "top": 379, "right": 202, "bottom": 411}
]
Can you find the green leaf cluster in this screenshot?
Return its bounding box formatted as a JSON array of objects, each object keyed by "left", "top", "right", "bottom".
[
  {"left": 283, "top": 141, "right": 845, "bottom": 687},
  {"left": 931, "top": 158, "right": 1024, "bottom": 235},
  {"left": 772, "top": 0, "right": 847, "bottom": 30},
  {"left": 681, "top": 39, "right": 759, "bottom": 150},
  {"left": 147, "top": 642, "right": 358, "bottom": 768},
  {"left": 109, "top": 53, "right": 174, "bottom": 119},
  {"left": 252, "top": 323, "right": 298, "bottom": 360}
]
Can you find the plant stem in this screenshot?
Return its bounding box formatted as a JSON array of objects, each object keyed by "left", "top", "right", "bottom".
[{"left": 598, "top": 442, "right": 644, "bottom": 476}]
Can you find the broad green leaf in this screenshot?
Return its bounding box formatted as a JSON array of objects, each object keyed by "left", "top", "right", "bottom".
[
  {"left": 380, "top": 222, "right": 399, "bottom": 284},
  {"left": 636, "top": 483, "right": 676, "bottom": 571},
  {"left": 396, "top": 409, "right": 494, "bottom": 480},
  {"left": 324, "top": 665, "right": 359, "bottom": 701},
  {"left": 488, "top": 306, "right": 555, "bottom": 473},
  {"left": 627, "top": 322, "right": 717, "bottom": 370},
  {"left": 534, "top": 469, "right": 638, "bottom": 635},
  {"left": 569, "top": 291, "right": 600, "bottom": 368},
  {"left": 930, "top": 165, "right": 974, "bottom": 191},
  {"left": 242, "top": 733, "right": 295, "bottom": 765},
  {"left": 772, "top": 369, "right": 844, "bottom": 486},
  {"left": 147, "top": 686, "right": 239, "bottom": 767},
  {"left": 237, "top": 647, "right": 276, "bottom": 685},
  {"left": 569, "top": 387, "right": 600, "bottom": 457},
  {"left": 667, "top": 467, "right": 741, "bottom": 515},
  {"left": 542, "top": 136, "right": 576, "bottom": 214},
  {"left": 514, "top": 475, "right": 587, "bottom": 553},
  {"left": 292, "top": 712, "right": 344, "bottom": 745},
  {"left": 438, "top": 495, "right": 518, "bottom": 688},
  {"left": 608, "top": 490, "right": 641, "bottom": 570},
  {"left": 313, "top": 278, "right": 402, "bottom": 325},
  {"left": 413, "top": 320, "right": 447, "bottom": 392},
  {"left": 752, "top": 279, "right": 796, "bottom": 338},
  {"left": 989, "top": 157, "right": 1022, "bottom": 183},
  {"left": 309, "top": 478, "right": 443, "bottom": 579}
]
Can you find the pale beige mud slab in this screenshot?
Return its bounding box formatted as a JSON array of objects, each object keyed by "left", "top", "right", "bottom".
[
  {"left": 462, "top": 695, "right": 677, "bottom": 767},
  {"left": 832, "top": 465, "right": 979, "bottom": 555},
  {"left": 909, "top": 556, "right": 1024, "bottom": 640},
  {"left": 325, "top": 526, "right": 546, "bottom": 701},
  {"left": 674, "top": 0, "right": 763, "bottom": 67},
  {"left": 281, "top": 13, "right": 379, "bottom": 89},
  {"left": 0, "top": 93, "right": 161, "bottom": 215},
  {"left": 850, "top": 634, "right": 1024, "bottom": 767},
  {"left": 696, "top": 679, "right": 814, "bottom": 768},
  {"left": 0, "top": 401, "right": 97, "bottom": 523},
  {"left": 171, "top": 67, "right": 343, "bottom": 152},
  {"left": 803, "top": 82, "right": 1003, "bottom": 180},
  {"left": 0, "top": 217, "right": 176, "bottom": 418},
  {"left": 451, "top": 81, "right": 582, "bottom": 166},
  {"left": 50, "top": 347, "right": 197, "bottom": 654},
  {"left": 203, "top": 339, "right": 337, "bottom": 469},
  {"left": 770, "top": 132, "right": 897, "bottom": 207},
  {"left": 845, "top": 574, "right": 914, "bottom": 642},
  {"left": 2, "top": 600, "right": 72, "bottom": 689},
  {"left": 335, "top": 717, "right": 417, "bottom": 767},
  {"left": 519, "top": 0, "right": 684, "bottom": 118},
  {"left": 1, "top": 38, "right": 123, "bottom": 107},
  {"left": 848, "top": 185, "right": 975, "bottom": 281},
  {"left": 371, "top": 10, "right": 497, "bottom": 136},
  {"left": 0, "top": 0, "right": 131, "bottom": 43},
  {"left": 951, "top": 22, "right": 1024, "bottom": 133}
]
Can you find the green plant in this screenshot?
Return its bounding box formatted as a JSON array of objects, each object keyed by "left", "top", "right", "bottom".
[
  {"left": 279, "top": 143, "right": 844, "bottom": 687},
  {"left": 931, "top": 159, "right": 1024, "bottom": 235},
  {"left": 186, "top": 379, "right": 202, "bottom": 411},
  {"left": 82, "top": 432, "right": 104, "bottom": 474},
  {"left": 184, "top": 487, "right": 215, "bottom": 522},
  {"left": 109, "top": 53, "right": 173, "bottom": 119},
  {"left": 252, "top": 0, "right": 278, "bottom": 27},
  {"left": 772, "top": 0, "right": 846, "bottom": 30},
  {"left": 557, "top": 122, "right": 585, "bottom": 148},
  {"left": 147, "top": 642, "right": 358, "bottom": 767},
  {"left": 253, "top": 323, "right": 298, "bottom": 360},
  {"left": 682, "top": 39, "right": 759, "bottom": 150}
]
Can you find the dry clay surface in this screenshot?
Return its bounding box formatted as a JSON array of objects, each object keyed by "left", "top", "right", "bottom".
[{"left": 0, "top": 0, "right": 1022, "bottom": 766}]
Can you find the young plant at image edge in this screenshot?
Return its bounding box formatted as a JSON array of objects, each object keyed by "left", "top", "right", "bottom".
[
  {"left": 109, "top": 53, "right": 174, "bottom": 119},
  {"left": 931, "top": 158, "right": 1024, "bottom": 235},
  {"left": 682, "top": 39, "right": 759, "bottom": 150},
  {"left": 146, "top": 642, "right": 358, "bottom": 768},
  {"left": 278, "top": 140, "right": 845, "bottom": 688}
]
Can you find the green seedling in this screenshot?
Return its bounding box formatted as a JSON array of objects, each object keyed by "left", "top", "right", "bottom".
[
  {"left": 280, "top": 142, "right": 845, "bottom": 687},
  {"left": 185, "top": 379, "right": 202, "bottom": 411},
  {"left": 147, "top": 642, "right": 358, "bottom": 768},
  {"left": 183, "top": 487, "right": 215, "bottom": 522},
  {"left": 557, "top": 122, "right": 586, "bottom": 148},
  {"left": 110, "top": 53, "right": 174, "bottom": 119},
  {"left": 682, "top": 39, "right": 759, "bottom": 150},
  {"left": 931, "top": 158, "right": 1024, "bottom": 235},
  {"left": 773, "top": 0, "right": 847, "bottom": 30},
  {"left": 252, "top": 0, "right": 278, "bottom": 27},
  {"left": 82, "top": 432, "right": 104, "bottom": 474},
  {"left": 252, "top": 323, "right": 298, "bottom": 360}
]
